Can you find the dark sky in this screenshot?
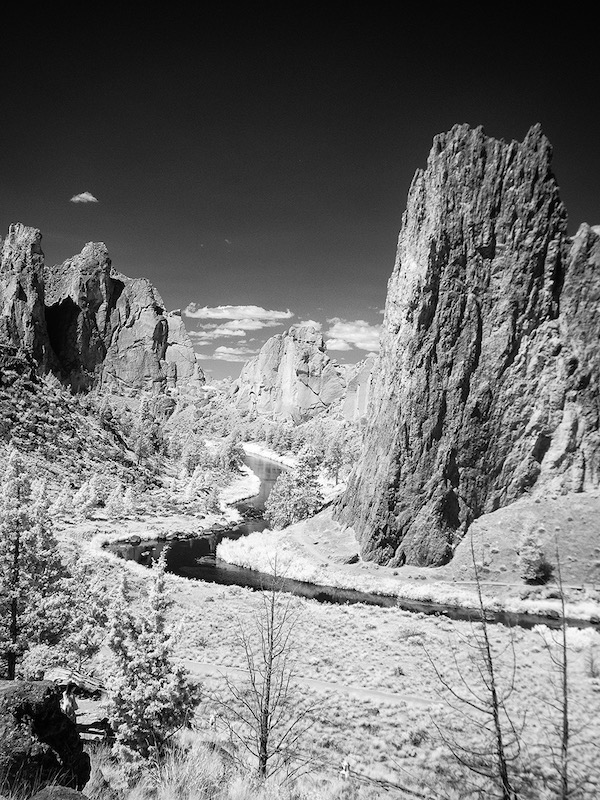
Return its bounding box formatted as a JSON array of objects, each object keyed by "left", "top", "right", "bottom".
[{"left": 2, "top": 9, "right": 598, "bottom": 379}]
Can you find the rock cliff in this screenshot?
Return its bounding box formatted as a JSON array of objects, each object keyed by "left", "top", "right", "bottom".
[
  {"left": 335, "top": 124, "right": 600, "bottom": 566},
  {"left": 340, "top": 354, "right": 376, "bottom": 422},
  {"left": 232, "top": 324, "right": 346, "bottom": 421},
  {"left": 0, "top": 224, "right": 204, "bottom": 395}
]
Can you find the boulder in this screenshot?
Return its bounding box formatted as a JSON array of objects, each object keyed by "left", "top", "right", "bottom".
[
  {"left": 335, "top": 124, "right": 600, "bottom": 566},
  {"left": 0, "top": 680, "right": 90, "bottom": 793}
]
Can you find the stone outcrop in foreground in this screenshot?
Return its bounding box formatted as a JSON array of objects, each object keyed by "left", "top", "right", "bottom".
[
  {"left": 335, "top": 124, "right": 600, "bottom": 566},
  {"left": 0, "top": 224, "right": 204, "bottom": 394},
  {"left": 0, "top": 680, "right": 90, "bottom": 793},
  {"left": 232, "top": 324, "right": 347, "bottom": 421}
]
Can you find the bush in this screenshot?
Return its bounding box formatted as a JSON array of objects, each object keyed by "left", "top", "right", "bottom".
[{"left": 518, "top": 531, "right": 553, "bottom": 584}]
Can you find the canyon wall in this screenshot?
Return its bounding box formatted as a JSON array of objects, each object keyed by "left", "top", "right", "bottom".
[
  {"left": 335, "top": 124, "right": 600, "bottom": 566},
  {"left": 0, "top": 224, "right": 204, "bottom": 395}
]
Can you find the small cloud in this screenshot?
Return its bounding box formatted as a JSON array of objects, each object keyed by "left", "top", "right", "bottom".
[
  {"left": 298, "top": 319, "right": 322, "bottom": 330},
  {"left": 325, "top": 338, "right": 352, "bottom": 351},
  {"left": 189, "top": 328, "right": 247, "bottom": 342},
  {"left": 184, "top": 304, "right": 294, "bottom": 321},
  {"left": 221, "top": 318, "right": 283, "bottom": 331},
  {"left": 324, "top": 318, "right": 381, "bottom": 351},
  {"left": 70, "top": 191, "right": 98, "bottom": 203},
  {"left": 203, "top": 345, "right": 259, "bottom": 362}
]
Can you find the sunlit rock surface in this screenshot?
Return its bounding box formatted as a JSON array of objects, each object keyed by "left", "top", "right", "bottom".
[
  {"left": 233, "top": 324, "right": 346, "bottom": 421},
  {"left": 0, "top": 224, "right": 204, "bottom": 394},
  {"left": 335, "top": 124, "right": 600, "bottom": 566}
]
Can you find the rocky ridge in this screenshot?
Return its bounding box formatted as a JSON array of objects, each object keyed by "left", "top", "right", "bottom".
[
  {"left": 335, "top": 124, "right": 600, "bottom": 566},
  {"left": 0, "top": 224, "right": 204, "bottom": 395}
]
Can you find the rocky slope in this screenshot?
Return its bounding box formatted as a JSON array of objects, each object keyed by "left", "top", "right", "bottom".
[
  {"left": 232, "top": 324, "right": 347, "bottom": 421},
  {"left": 0, "top": 223, "right": 204, "bottom": 395},
  {"left": 335, "top": 124, "right": 600, "bottom": 566}
]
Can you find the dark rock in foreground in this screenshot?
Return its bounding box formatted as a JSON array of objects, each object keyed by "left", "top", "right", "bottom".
[
  {"left": 335, "top": 124, "right": 600, "bottom": 566},
  {"left": 0, "top": 680, "right": 90, "bottom": 794}
]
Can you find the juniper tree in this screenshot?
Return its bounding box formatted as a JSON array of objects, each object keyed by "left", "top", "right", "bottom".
[
  {"left": 105, "top": 484, "right": 125, "bottom": 520},
  {"left": 264, "top": 448, "right": 323, "bottom": 530},
  {"left": 107, "top": 553, "right": 200, "bottom": 767},
  {"left": 0, "top": 451, "right": 71, "bottom": 679}
]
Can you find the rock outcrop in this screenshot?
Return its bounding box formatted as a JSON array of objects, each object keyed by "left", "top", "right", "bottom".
[
  {"left": 0, "top": 224, "right": 204, "bottom": 395},
  {"left": 340, "top": 355, "right": 376, "bottom": 422},
  {"left": 0, "top": 680, "right": 90, "bottom": 793},
  {"left": 335, "top": 124, "right": 600, "bottom": 566},
  {"left": 232, "top": 325, "right": 346, "bottom": 421}
]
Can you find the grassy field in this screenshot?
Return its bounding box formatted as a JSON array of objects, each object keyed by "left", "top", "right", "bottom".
[{"left": 81, "top": 527, "right": 600, "bottom": 798}]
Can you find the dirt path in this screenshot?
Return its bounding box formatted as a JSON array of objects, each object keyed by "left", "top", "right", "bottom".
[{"left": 182, "top": 659, "right": 437, "bottom": 708}]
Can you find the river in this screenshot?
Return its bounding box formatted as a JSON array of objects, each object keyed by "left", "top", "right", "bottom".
[{"left": 106, "top": 453, "right": 599, "bottom": 631}]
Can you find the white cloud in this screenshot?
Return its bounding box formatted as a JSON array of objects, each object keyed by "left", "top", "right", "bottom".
[
  {"left": 205, "top": 345, "right": 259, "bottom": 362},
  {"left": 324, "top": 318, "right": 381, "bottom": 351},
  {"left": 325, "top": 338, "right": 352, "bottom": 351},
  {"left": 70, "top": 191, "right": 98, "bottom": 203},
  {"left": 218, "top": 318, "right": 283, "bottom": 331},
  {"left": 189, "top": 328, "right": 247, "bottom": 342},
  {"left": 184, "top": 304, "right": 294, "bottom": 321},
  {"left": 298, "top": 319, "right": 322, "bottom": 330}
]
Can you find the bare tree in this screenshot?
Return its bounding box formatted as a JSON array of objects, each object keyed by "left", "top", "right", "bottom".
[
  {"left": 533, "top": 543, "right": 600, "bottom": 800},
  {"left": 424, "top": 540, "right": 524, "bottom": 800},
  {"left": 214, "top": 562, "right": 319, "bottom": 780}
]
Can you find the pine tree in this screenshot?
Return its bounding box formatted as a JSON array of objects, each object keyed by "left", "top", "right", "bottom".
[
  {"left": 49, "top": 479, "right": 73, "bottom": 518},
  {"left": 264, "top": 448, "right": 323, "bottom": 530},
  {"left": 123, "top": 485, "right": 138, "bottom": 517},
  {"left": 519, "top": 529, "right": 553, "bottom": 584},
  {"left": 219, "top": 430, "right": 245, "bottom": 472},
  {"left": 0, "top": 451, "right": 71, "bottom": 679},
  {"left": 105, "top": 485, "right": 124, "bottom": 520},
  {"left": 107, "top": 554, "right": 199, "bottom": 766},
  {"left": 72, "top": 479, "right": 98, "bottom": 519}
]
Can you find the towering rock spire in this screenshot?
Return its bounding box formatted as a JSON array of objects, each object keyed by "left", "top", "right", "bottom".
[
  {"left": 335, "top": 124, "right": 600, "bottom": 566},
  {"left": 0, "top": 226, "right": 204, "bottom": 394}
]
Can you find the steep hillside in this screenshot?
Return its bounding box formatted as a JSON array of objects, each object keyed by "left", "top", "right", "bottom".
[
  {"left": 0, "top": 345, "right": 157, "bottom": 492},
  {"left": 335, "top": 124, "right": 600, "bottom": 566}
]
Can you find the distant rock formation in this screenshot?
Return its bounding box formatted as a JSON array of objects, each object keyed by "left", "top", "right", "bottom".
[
  {"left": 232, "top": 324, "right": 347, "bottom": 422},
  {"left": 0, "top": 680, "right": 90, "bottom": 794},
  {"left": 341, "top": 354, "right": 376, "bottom": 422},
  {"left": 335, "top": 124, "right": 600, "bottom": 566},
  {"left": 0, "top": 224, "right": 204, "bottom": 394}
]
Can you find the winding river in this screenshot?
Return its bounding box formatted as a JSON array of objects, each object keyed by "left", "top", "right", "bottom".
[{"left": 106, "top": 453, "right": 599, "bottom": 631}]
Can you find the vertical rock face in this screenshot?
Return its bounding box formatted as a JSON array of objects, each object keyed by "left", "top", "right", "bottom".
[
  {"left": 0, "top": 224, "right": 51, "bottom": 368},
  {"left": 335, "top": 124, "right": 600, "bottom": 566},
  {"left": 341, "top": 354, "right": 376, "bottom": 421},
  {"left": 233, "top": 325, "right": 346, "bottom": 421},
  {"left": 0, "top": 224, "right": 204, "bottom": 395}
]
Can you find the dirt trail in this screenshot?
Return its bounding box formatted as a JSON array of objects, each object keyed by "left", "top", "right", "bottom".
[{"left": 182, "top": 659, "right": 437, "bottom": 708}]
